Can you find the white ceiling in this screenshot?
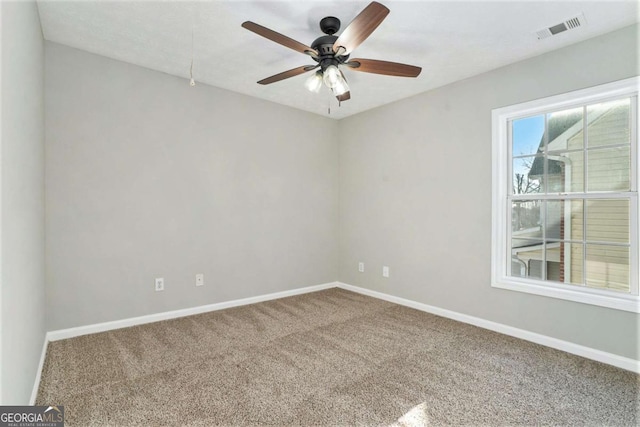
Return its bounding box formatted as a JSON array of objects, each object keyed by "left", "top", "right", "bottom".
[{"left": 37, "top": 0, "right": 639, "bottom": 120}]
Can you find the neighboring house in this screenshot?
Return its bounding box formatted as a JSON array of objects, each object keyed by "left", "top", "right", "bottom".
[{"left": 512, "top": 100, "right": 630, "bottom": 292}]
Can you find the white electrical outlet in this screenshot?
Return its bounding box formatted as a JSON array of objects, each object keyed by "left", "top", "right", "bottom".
[
  {"left": 358, "top": 262, "right": 365, "bottom": 273},
  {"left": 155, "top": 277, "right": 164, "bottom": 291},
  {"left": 382, "top": 266, "right": 390, "bottom": 278},
  {"left": 196, "top": 273, "right": 204, "bottom": 287}
]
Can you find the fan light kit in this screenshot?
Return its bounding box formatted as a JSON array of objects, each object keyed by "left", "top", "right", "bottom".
[{"left": 242, "top": 1, "right": 421, "bottom": 103}]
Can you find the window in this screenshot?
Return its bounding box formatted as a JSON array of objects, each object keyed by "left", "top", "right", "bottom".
[{"left": 492, "top": 77, "right": 639, "bottom": 312}]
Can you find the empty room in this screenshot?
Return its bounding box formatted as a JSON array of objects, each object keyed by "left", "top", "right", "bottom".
[{"left": 1, "top": 0, "right": 638, "bottom": 425}]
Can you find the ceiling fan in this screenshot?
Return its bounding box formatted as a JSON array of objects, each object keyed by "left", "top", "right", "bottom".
[{"left": 241, "top": 1, "right": 421, "bottom": 103}]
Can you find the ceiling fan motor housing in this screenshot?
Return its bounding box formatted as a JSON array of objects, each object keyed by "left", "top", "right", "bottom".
[
  {"left": 311, "top": 35, "right": 338, "bottom": 56},
  {"left": 311, "top": 34, "right": 349, "bottom": 69},
  {"left": 310, "top": 16, "right": 350, "bottom": 71}
]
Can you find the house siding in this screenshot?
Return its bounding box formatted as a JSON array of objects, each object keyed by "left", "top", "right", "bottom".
[{"left": 566, "top": 105, "right": 631, "bottom": 292}]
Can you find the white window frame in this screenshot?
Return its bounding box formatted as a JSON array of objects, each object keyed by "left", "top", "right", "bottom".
[{"left": 492, "top": 77, "right": 640, "bottom": 313}]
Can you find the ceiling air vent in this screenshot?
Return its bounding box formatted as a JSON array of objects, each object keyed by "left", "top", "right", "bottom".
[{"left": 536, "top": 13, "right": 586, "bottom": 40}]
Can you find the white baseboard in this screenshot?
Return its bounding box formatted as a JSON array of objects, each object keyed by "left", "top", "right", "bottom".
[
  {"left": 29, "top": 337, "right": 48, "bottom": 405},
  {"left": 47, "top": 282, "right": 338, "bottom": 342},
  {"left": 33, "top": 282, "right": 338, "bottom": 401},
  {"left": 336, "top": 282, "right": 640, "bottom": 374},
  {"left": 35, "top": 279, "right": 637, "bottom": 402}
]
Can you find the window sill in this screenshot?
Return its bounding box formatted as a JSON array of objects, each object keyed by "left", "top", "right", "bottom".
[{"left": 492, "top": 277, "right": 640, "bottom": 313}]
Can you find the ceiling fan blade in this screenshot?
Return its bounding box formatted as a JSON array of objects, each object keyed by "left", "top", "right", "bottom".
[
  {"left": 257, "top": 65, "right": 318, "bottom": 85},
  {"left": 336, "top": 91, "right": 351, "bottom": 102},
  {"left": 344, "top": 59, "right": 422, "bottom": 77},
  {"left": 332, "top": 2, "right": 389, "bottom": 55},
  {"left": 242, "top": 21, "right": 318, "bottom": 58}
]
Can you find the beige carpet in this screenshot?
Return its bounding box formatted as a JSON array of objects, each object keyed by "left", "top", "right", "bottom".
[{"left": 37, "top": 288, "right": 638, "bottom": 426}]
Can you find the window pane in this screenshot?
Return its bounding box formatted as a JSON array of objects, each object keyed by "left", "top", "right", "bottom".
[
  {"left": 511, "top": 238, "right": 544, "bottom": 279},
  {"left": 568, "top": 200, "right": 584, "bottom": 241},
  {"left": 544, "top": 242, "right": 561, "bottom": 280},
  {"left": 546, "top": 260, "right": 561, "bottom": 281},
  {"left": 586, "top": 199, "right": 629, "bottom": 243},
  {"left": 560, "top": 243, "right": 584, "bottom": 285},
  {"left": 528, "top": 260, "right": 544, "bottom": 280},
  {"left": 512, "top": 115, "right": 544, "bottom": 156},
  {"left": 512, "top": 200, "right": 542, "bottom": 235},
  {"left": 586, "top": 98, "right": 630, "bottom": 148},
  {"left": 547, "top": 107, "right": 584, "bottom": 151},
  {"left": 587, "top": 146, "right": 631, "bottom": 192},
  {"left": 546, "top": 200, "right": 583, "bottom": 241},
  {"left": 543, "top": 242, "right": 584, "bottom": 285},
  {"left": 585, "top": 244, "right": 630, "bottom": 293},
  {"left": 546, "top": 151, "right": 584, "bottom": 193},
  {"left": 513, "top": 156, "right": 542, "bottom": 194},
  {"left": 545, "top": 201, "right": 562, "bottom": 240}
]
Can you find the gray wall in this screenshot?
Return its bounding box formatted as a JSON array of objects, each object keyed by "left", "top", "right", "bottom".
[
  {"left": 338, "top": 24, "right": 639, "bottom": 361},
  {"left": 45, "top": 24, "right": 638, "bottom": 362},
  {"left": 1, "top": 1, "right": 46, "bottom": 404},
  {"left": 45, "top": 42, "right": 338, "bottom": 330}
]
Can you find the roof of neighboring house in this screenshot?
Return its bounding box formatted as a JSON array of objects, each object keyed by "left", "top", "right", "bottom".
[{"left": 529, "top": 110, "right": 583, "bottom": 177}]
